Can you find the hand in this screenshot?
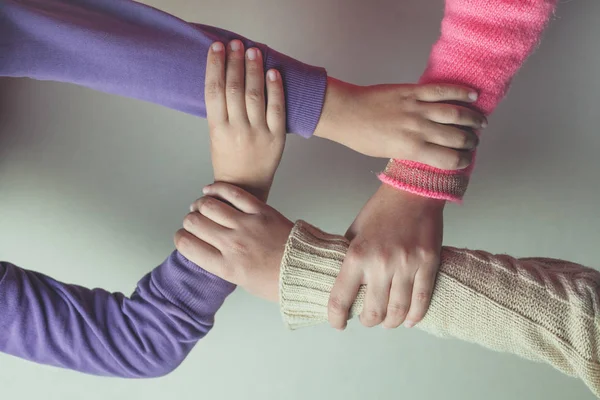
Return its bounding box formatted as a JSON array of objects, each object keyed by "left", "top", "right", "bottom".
[
  {"left": 328, "top": 184, "right": 444, "bottom": 330},
  {"left": 314, "top": 78, "right": 486, "bottom": 169},
  {"left": 205, "top": 40, "right": 286, "bottom": 202},
  {"left": 174, "top": 182, "right": 293, "bottom": 302}
]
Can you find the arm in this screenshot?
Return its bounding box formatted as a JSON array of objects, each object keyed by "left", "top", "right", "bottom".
[
  {"left": 1, "top": 0, "right": 484, "bottom": 162},
  {"left": 381, "top": 0, "right": 558, "bottom": 201},
  {"left": 0, "top": 251, "right": 235, "bottom": 377},
  {"left": 280, "top": 221, "right": 600, "bottom": 397},
  {"left": 328, "top": 0, "right": 559, "bottom": 334},
  {"left": 0, "top": 0, "right": 325, "bottom": 137}
]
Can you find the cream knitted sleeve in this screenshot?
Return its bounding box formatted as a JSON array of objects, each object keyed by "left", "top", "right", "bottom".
[{"left": 279, "top": 221, "right": 600, "bottom": 397}]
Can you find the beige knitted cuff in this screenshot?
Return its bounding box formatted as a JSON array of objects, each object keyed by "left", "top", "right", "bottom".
[
  {"left": 279, "top": 220, "right": 364, "bottom": 329},
  {"left": 379, "top": 158, "right": 470, "bottom": 202}
]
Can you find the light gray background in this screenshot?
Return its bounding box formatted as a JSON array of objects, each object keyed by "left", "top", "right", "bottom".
[{"left": 1, "top": 0, "right": 598, "bottom": 399}]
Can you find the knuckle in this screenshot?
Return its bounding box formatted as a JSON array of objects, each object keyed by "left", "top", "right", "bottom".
[
  {"left": 268, "top": 103, "right": 284, "bottom": 118},
  {"left": 404, "top": 115, "right": 423, "bottom": 133},
  {"left": 230, "top": 239, "right": 249, "bottom": 256},
  {"left": 394, "top": 250, "right": 411, "bottom": 268},
  {"left": 445, "top": 107, "right": 461, "bottom": 122},
  {"left": 328, "top": 296, "right": 349, "bottom": 316},
  {"left": 206, "top": 80, "right": 224, "bottom": 99},
  {"left": 198, "top": 198, "right": 216, "bottom": 213},
  {"left": 228, "top": 185, "right": 242, "bottom": 199},
  {"left": 183, "top": 212, "right": 201, "bottom": 228},
  {"left": 173, "top": 229, "right": 191, "bottom": 251},
  {"left": 246, "top": 58, "right": 261, "bottom": 72},
  {"left": 430, "top": 85, "right": 448, "bottom": 98},
  {"left": 246, "top": 87, "right": 263, "bottom": 103},
  {"left": 226, "top": 80, "right": 243, "bottom": 95},
  {"left": 414, "top": 291, "right": 432, "bottom": 305},
  {"left": 372, "top": 246, "right": 393, "bottom": 267},
  {"left": 387, "top": 302, "right": 409, "bottom": 318},
  {"left": 416, "top": 247, "right": 438, "bottom": 265},
  {"left": 362, "top": 309, "right": 384, "bottom": 326},
  {"left": 347, "top": 240, "right": 368, "bottom": 262},
  {"left": 209, "top": 56, "right": 223, "bottom": 70}
]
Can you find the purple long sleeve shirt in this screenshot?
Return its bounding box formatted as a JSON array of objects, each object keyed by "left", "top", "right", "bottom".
[{"left": 0, "top": 0, "right": 327, "bottom": 377}]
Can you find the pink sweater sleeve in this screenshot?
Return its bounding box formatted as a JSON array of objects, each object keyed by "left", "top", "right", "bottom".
[{"left": 379, "top": 0, "right": 558, "bottom": 202}]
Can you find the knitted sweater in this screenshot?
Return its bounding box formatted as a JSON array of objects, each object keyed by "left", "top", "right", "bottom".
[
  {"left": 280, "top": 221, "right": 600, "bottom": 397},
  {"left": 380, "top": 0, "right": 559, "bottom": 201}
]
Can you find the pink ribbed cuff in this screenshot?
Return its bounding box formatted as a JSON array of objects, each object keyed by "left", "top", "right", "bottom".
[{"left": 379, "top": 159, "right": 472, "bottom": 203}]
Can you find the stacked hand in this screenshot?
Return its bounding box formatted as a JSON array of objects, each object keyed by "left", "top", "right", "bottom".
[{"left": 177, "top": 40, "right": 486, "bottom": 329}]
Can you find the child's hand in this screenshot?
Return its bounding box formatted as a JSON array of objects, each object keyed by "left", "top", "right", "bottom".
[
  {"left": 205, "top": 41, "right": 286, "bottom": 203},
  {"left": 175, "top": 182, "right": 293, "bottom": 302},
  {"left": 328, "top": 186, "right": 443, "bottom": 330},
  {"left": 314, "top": 79, "right": 485, "bottom": 168}
]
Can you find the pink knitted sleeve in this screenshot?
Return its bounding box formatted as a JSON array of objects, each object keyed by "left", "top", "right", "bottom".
[{"left": 379, "top": 0, "right": 558, "bottom": 202}]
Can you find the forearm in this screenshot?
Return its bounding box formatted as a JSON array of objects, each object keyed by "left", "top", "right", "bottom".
[
  {"left": 0, "top": 251, "right": 235, "bottom": 378},
  {"left": 0, "top": 0, "right": 326, "bottom": 137},
  {"left": 380, "top": 0, "right": 558, "bottom": 201},
  {"left": 280, "top": 221, "right": 600, "bottom": 396}
]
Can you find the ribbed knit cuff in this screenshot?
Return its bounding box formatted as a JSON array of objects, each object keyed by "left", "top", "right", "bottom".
[
  {"left": 279, "top": 221, "right": 365, "bottom": 329},
  {"left": 151, "top": 251, "right": 236, "bottom": 324},
  {"left": 265, "top": 48, "right": 327, "bottom": 138},
  {"left": 379, "top": 158, "right": 471, "bottom": 202}
]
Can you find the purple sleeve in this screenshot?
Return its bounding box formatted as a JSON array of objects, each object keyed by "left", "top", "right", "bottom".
[
  {"left": 0, "top": 251, "right": 235, "bottom": 378},
  {"left": 0, "top": 0, "right": 327, "bottom": 138}
]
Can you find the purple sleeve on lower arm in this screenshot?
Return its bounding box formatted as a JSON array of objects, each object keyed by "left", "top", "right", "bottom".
[{"left": 0, "top": 251, "right": 235, "bottom": 378}]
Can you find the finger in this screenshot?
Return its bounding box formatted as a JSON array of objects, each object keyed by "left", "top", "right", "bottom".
[
  {"left": 205, "top": 42, "right": 227, "bottom": 124},
  {"left": 421, "top": 103, "right": 487, "bottom": 129},
  {"left": 225, "top": 40, "right": 248, "bottom": 123},
  {"left": 328, "top": 260, "right": 363, "bottom": 330},
  {"left": 359, "top": 275, "right": 391, "bottom": 328},
  {"left": 382, "top": 274, "right": 413, "bottom": 329},
  {"left": 174, "top": 228, "right": 222, "bottom": 275},
  {"left": 190, "top": 196, "right": 243, "bottom": 229},
  {"left": 265, "top": 69, "right": 286, "bottom": 135},
  {"left": 413, "top": 83, "right": 479, "bottom": 103},
  {"left": 182, "top": 211, "right": 228, "bottom": 249},
  {"left": 412, "top": 142, "right": 473, "bottom": 170},
  {"left": 414, "top": 119, "right": 479, "bottom": 150},
  {"left": 244, "top": 47, "right": 266, "bottom": 126},
  {"left": 404, "top": 265, "right": 438, "bottom": 328},
  {"left": 201, "top": 182, "right": 262, "bottom": 214}
]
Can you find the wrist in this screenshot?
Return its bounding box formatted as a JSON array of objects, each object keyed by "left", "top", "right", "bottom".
[
  {"left": 378, "top": 183, "right": 446, "bottom": 211},
  {"left": 212, "top": 177, "right": 272, "bottom": 203},
  {"left": 313, "top": 77, "right": 356, "bottom": 142}
]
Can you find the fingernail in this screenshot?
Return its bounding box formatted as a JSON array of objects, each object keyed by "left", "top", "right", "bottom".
[
  {"left": 481, "top": 119, "right": 488, "bottom": 128},
  {"left": 468, "top": 92, "right": 478, "bottom": 101},
  {"left": 202, "top": 186, "right": 210, "bottom": 194},
  {"left": 246, "top": 48, "right": 257, "bottom": 60},
  {"left": 211, "top": 42, "right": 223, "bottom": 52},
  {"left": 189, "top": 204, "right": 194, "bottom": 212},
  {"left": 267, "top": 70, "right": 278, "bottom": 82},
  {"left": 404, "top": 320, "right": 415, "bottom": 328},
  {"left": 230, "top": 40, "right": 241, "bottom": 51}
]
